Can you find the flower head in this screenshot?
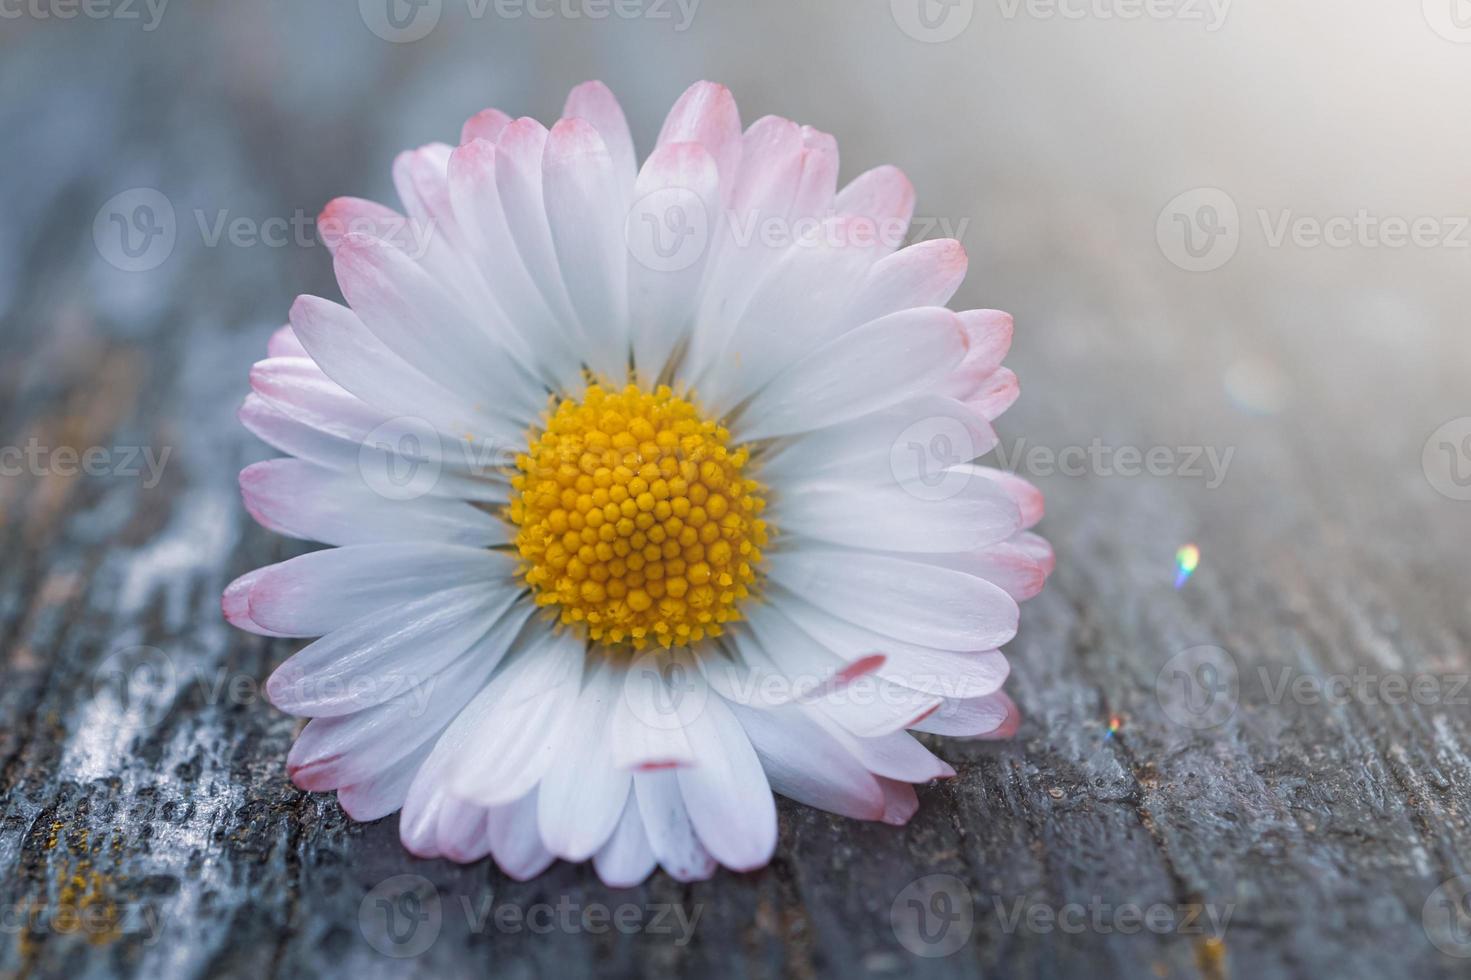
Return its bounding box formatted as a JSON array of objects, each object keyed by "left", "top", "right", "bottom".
[{"left": 225, "top": 81, "right": 1052, "bottom": 885}]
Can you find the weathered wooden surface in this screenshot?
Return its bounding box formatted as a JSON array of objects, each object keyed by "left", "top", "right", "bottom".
[{"left": 4, "top": 4, "right": 1471, "bottom": 978}]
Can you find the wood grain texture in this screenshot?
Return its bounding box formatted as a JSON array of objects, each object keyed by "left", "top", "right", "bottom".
[{"left": 4, "top": 5, "right": 1471, "bottom": 978}]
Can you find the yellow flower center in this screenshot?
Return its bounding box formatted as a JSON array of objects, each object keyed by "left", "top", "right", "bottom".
[{"left": 507, "top": 383, "right": 768, "bottom": 650}]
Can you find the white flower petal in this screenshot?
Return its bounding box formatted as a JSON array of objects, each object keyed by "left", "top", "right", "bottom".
[
  {"left": 736, "top": 307, "right": 968, "bottom": 440},
  {"left": 265, "top": 584, "right": 522, "bottom": 717},
  {"left": 244, "top": 543, "right": 513, "bottom": 637},
  {"left": 771, "top": 477, "right": 1020, "bottom": 554},
  {"left": 612, "top": 652, "right": 698, "bottom": 770},
  {"left": 288, "top": 295, "right": 517, "bottom": 440},
  {"left": 461, "top": 107, "right": 512, "bottom": 145},
  {"left": 765, "top": 548, "right": 1019, "bottom": 652},
  {"left": 910, "top": 691, "right": 1017, "bottom": 739},
  {"left": 237, "top": 393, "right": 506, "bottom": 504},
  {"left": 634, "top": 770, "right": 717, "bottom": 883},
  {"left": 627, "top": 141, "right": 721, "bottom": 383},
  {"left": 775, "top": 592, "right": 1011, "bottom": 700},
  {"left": 267, "top": 325, "right": 307, "bottom": 358},
  {"left": 332, "top": 232, "right": 543, "bottom": 423},
  {"left": 656, "top": 81, "right": 742, "bottom": 203},
  {"left": 494, "top": 118, "right": 586, "bottom": 350},
  {"left": 285, "top": 622, "right": 521, "bottom": 792},
  {"left": 436, "top": 795, "right": 493, "bottom": 863},
  {"left": 222, "top": 566, "right": 298, "bottom": 638},
  {"left": 758, "top": 394, "right": 997, "bottom": 490},
  {"left": 675, "top": 688, "right": 777, "bottom": 871},
  {"left": 840, "top": 239, "right": 968, "bottom": 325},
  {"left": 446, "top": 631, "right": 585, "bottom": 807},
  {"left": 447, "top": 139, "right": 583, "bottom": 391},
  {"left": 337, "top": 742, "right": 430, "bottom": 822},
  {"left": 537, "top": 663, "right": 633, "bottom": 861},
  {"left": 807, "top": 718, "right": 954, "bottom": 784},
  {"left": 240, "top": 459, "right": 507, "bottom": 548},
  {"left": 728, "top": 701, "right": 886, "bottom": 821},
  {"left": 834, "top": 165, "right": 915, "bottom": 253},
  {"left": 484, "top": 788, "right": 558, "bottom": 880},
  {"left": 593, "top": 792, "right": 658, "bottom": 888},
  {"left": 562, "top": 81, "right": 637, "bottom": 199},
  {"left": 699, "top": 218, "right": 885, "bottom": 414},
  {"left": 543, "top": 118, "right": 629, "bottom": 377}
]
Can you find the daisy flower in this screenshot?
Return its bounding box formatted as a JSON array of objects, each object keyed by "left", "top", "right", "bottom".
[{"left": 224, "top": 81, "right": 1052, "bottom": 885}]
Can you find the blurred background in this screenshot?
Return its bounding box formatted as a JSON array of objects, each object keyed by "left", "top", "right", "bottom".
[{"left": 4, "top": 2, "right": 1471, "bottom": 978}]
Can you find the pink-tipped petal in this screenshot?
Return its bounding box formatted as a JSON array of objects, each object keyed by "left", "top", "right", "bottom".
[
  {"left": 658, "top": 81, "right": 742, "bottom": 202},
  {"left": 843, "top": 239, "right": 968, "bottom": 324},
  {"left": 965, "top": 368, "right": 1021, "bottom": 421},
  {"left": 729, "top": 702, "right": 888, "bottom": 822},
  {"left": 910, "top": 691, "right": 1014, "bottom": 738},
  {"left": 956, "top": 310, "right": 1015, "bottom": 378},
  {"left": 791, "top": 126, "right": 839, "bottom": 218},
  {"left": 593, "top": 792, "right": 659, "bottom": 888},
  {"left": 634, "top": 770, "right": 718, "bottom": 882},
  {"left": 461, "top": 107, "right": 512, "bottom": 145},
  {"left": 542, "top": 117, "right": 629, "bottom": 374},
  {"left": 222, "top": 568, "right": 300, "bottom": 637},
  {"left": 767, "top": 549, "right": 1020, "bottom": 653},
  {"left": 835, "top": 165, "right": 916, "bottom": 252},
  {"left": 266, "top": 325, "right": 307, "bottom": 359},
  {"left": 675, "top": 690, "right": 778, "bottom": 872},
  {"left": 877, "top": 778, "right": 920, "bottom": 825},
  {"left": 562, "top": 80, "right": 637, "bottom": 194}
]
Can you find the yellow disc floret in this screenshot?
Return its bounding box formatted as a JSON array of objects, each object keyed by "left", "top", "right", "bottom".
[{"left": 507, "top": 383, "right": 768, "bottom": 650}]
